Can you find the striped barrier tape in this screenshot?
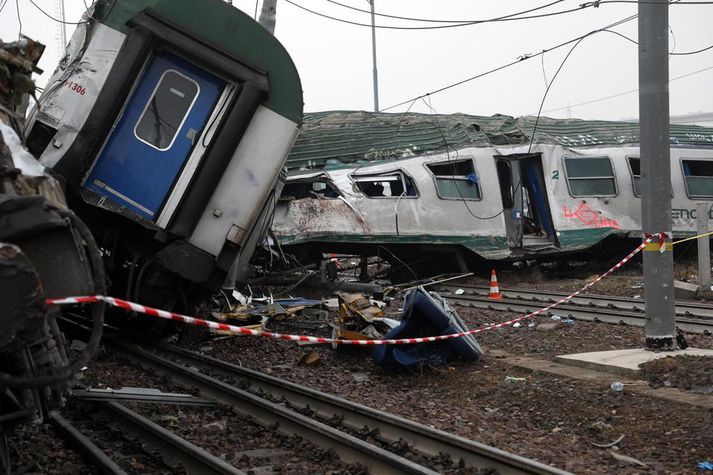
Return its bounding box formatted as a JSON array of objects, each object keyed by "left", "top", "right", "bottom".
[{"left": 46, "top": 234, "right": 658, "bottom": 346}]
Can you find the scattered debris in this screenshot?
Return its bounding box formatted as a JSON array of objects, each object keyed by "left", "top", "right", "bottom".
[
  {"left": 592, "top": 434, "right": 625, "bottom": 449},
  {"left": 351, "top": 372, "right": 370, "bottom": 383},
  {"left": 674, "top": 279, "right": 699, "bottom": 299},
  {"left": 297, "top": 350, "right": 321, "bottom": 366},
  {"left": 504, "top": 376, "right": 527, "bottom": 384},
  {"left": 536, "top": 323, "right": 558, "bottom": 332},
  {"left": 373, "top": 287, "right": 483, "bottom": 369},
  {"left": 609, "top": 450, "right": 647, "bottom": 467},
  {"left": 698, "top": 461, "right": 713, "bottom": 471},
  {"left": 454, "top": 288, "right": 465, "bottom": 295},
  {"left": 610, "top": 381, "right": 624, "bottom": 392}
]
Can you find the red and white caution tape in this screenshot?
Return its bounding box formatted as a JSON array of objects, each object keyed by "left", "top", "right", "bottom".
[{"left": 46, "top": 235, "right": 658, "bottom": 346}]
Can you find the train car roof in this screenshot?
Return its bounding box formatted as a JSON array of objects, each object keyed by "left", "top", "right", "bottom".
[
  {"left": 286, "top": 110, "right": 713, "bottom": 173},
  {"left": 95, "top": 0, "right": 302, "bottom": 123}
]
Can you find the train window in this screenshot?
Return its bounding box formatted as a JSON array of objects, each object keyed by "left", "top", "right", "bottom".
[
  {"left": 682, "top": 159, "right": 713, "bottom": 198},
  {"left": 426, "top": 159, "right": 481, "bottom": 200},
  {"left": 352, "top": 171, "right": 417, "bottom": 198},
  {"left": 280, "top": 177, "right": 340, "bottom": 200},
  {"left": 563, "top": 156, "right": 616, "bottom": 197},
  {"left": 134, "top": 70, "right": 200, "bottom": 151},
  {"left": 628, "top": 156, "right": 673, "bottom": 198},
  {"left": 628, "top": 157, "right": 642, "bottom": 197}
]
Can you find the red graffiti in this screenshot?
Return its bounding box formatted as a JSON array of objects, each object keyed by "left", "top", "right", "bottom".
[{"left": 563, "top": 203, "right": 621, "bottom": 229}]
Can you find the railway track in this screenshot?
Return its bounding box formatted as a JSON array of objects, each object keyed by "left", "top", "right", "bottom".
[
  {"left": 434, "top": 283, "right": 713, "bottom": 335},
  {"left": 62, "top": 318, "right": 570, "bottom": 474},
  {"left": 50, "top": 402, "right": 243, "bottom": 475}
]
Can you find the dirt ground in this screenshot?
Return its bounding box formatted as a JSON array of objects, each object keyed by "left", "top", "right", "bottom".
[{"left": 183, "top": 253, "right": 713, "bottom": 474}]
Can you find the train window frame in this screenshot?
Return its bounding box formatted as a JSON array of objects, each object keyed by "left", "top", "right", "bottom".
[
  {"left": 424, "top": 157, "right": 482, "bottom": 201},
  {"left": 681, "top": 157, "right": 713, "bottom": 200},
  {"left": 350, "top": 170, "right": 419, "bottom": 199},
  {"left": 562, "top": 155, "right": 618, "bottom": 198},
  {"left": 627, "top": 156, "right": 674, "bottom": 198},
  {"left": 134, "top": 69, "right": 201, "bottom": 152},
  {"left": 280, "top": 174, "right": 342, "bottom": 201}
]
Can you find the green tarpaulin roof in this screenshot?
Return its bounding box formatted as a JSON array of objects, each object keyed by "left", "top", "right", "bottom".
[{"left": 286, "top": 110, "right": 713, "bottom": 173}]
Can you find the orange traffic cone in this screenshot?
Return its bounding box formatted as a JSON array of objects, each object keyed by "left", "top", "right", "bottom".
[{"left": 488, "top": 269, "right": 502, "bottom": 299}]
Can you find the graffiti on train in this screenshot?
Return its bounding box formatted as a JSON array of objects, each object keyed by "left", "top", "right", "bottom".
[{"left": 562, "top": 203, "right": 621, "bottom": 229}]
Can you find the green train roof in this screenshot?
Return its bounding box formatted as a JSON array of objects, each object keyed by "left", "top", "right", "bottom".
[
  {"left": 95, "top": 0, "right": 302, "bottom": 123},
  {"left": 286, "top": 110, "right": 713, "bottom": 173}
]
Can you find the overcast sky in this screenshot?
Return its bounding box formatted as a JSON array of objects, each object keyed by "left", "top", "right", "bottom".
[{"left": 1, "top": 0, "right": 712, "bottom": 121}]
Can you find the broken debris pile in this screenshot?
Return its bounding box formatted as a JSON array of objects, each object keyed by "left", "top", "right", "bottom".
[
  {"left": 333, "top": 291, "right": 398, "bottom": 341},
  {"left": 373, "top": 287, "right": 483, "bottom": 369}
]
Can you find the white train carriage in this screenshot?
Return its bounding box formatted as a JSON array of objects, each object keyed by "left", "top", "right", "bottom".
[{"left": 272, "top": 111, "right": 713, "bottom": 268}]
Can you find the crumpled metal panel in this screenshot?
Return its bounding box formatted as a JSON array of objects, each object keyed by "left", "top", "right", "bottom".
[{"left": 286, "top": 111, "right": 713, "bottom": 174}]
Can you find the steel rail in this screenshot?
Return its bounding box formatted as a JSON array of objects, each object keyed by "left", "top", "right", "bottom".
[
  {"left": 48, "top": 412, "right": 127, "bottom": 475},
  {"left": 99, "top": 401, "right": 246, "bottom": 475},
  {"left": 434, "top": 286, "right": 713, "bottom": 334},
  {"left": 108, "top": 338, "right": 441, "bottom": 475},
  {"left": 140, "top": 340, "right": 571, "bottom": 475},
  {"left": 60, "top": 310, "right": 571, "bottom": 475},
  {"left": 436, "top": 283, "right": 713, "bottom": 318}
]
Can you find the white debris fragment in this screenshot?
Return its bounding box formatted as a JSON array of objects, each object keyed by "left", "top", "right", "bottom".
[{"left": 0, "top": 123, "right": 45, "bottom": 177}]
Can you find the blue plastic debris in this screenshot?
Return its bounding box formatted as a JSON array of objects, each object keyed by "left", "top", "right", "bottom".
[
  {"left": 698, "top": 461, "right": 713, "bottom": 471},
  {"left": 372, "top": 287, "right": 483, "bottom": 369}
]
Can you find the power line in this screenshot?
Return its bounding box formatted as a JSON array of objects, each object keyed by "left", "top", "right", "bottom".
[
  {"left": 26, "top": 0, "right": 119, "bottom": 25},
  {"left": 325, "top": 0, "right": 567, "bottom": 24},
  {"left": 528, "top": 36, "right": 588, "bottom": 153},
  {"left": 541, "top": 64, "right": 713, "bottom": 113},
  {"left": 381, "top": 14, "right": 638, "bottom": 111},
  {"left": 284, "top": 0, "right": 597, "bottom": 30}
]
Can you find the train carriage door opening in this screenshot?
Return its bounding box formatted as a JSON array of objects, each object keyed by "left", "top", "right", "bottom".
[
  {"left": 85, "top": 51, "right": 225, "bottom": 221},
  {"left": 496, "top": 159, "right": 523, "bottom": 248},
  {"left": 496, "top": 154, "right": 558, "bottom": 251}
]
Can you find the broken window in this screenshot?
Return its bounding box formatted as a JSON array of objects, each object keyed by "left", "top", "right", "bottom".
[
  {"left": 563, "top": 156, "right": 616, "bottom": 197},
  {"left": 352, "top": 171, "right": 417, "bottom": 198},
  {"left": 628, "top": 157, "right": 642, "bottom": 197},
  {"left": 426, "top": 159, "right": 481, "bottom": 200},
  {"left": 134, "top": 70, "right": 199, "bottom": 151},
  {"left": 628, "top": 156, "right": 673, "bottom": 198},
  {"left": 682, "top": 159, "right": 713, "bottom": 198},
  {"left": 281, "top": 177, "right": 340, "bottom": 200}
]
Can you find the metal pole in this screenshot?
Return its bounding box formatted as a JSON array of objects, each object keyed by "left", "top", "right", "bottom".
[
  {"left": 57, "top": 0, "right": 67, "bottom": 55},
  {"left": 258, "top": 0, "right": 277, "bottom": 35},
  {"left": 369, "top": 0, "right": 379, "bottom": 112},
  {"left": 697, "top": 203, "right": 711, "bottom": 289},
  {"left": 639, "top": 0, "right": 676, "bottom": 350}
]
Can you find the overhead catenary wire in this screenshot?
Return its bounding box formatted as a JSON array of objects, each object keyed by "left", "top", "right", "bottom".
[
  {"left": 284, "top": 0, "right": 598, "bottom": 30},
  {"left": 325, "top": 0, "right": 568, "bottom": 24},
  {"left": 25, "top": 0, "right": 119, "bottom": 25},
  {"left": 541, "top": 64, "right": 713, "bottom": 113},
  {"left": 381, "top": 13, "right": 640, "bottom": 111}
]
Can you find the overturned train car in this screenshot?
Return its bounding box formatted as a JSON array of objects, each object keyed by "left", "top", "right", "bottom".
[
  {"left": 25, "top": 0, "right": 303, "bottom": 309},
  {"left": 273, "top": 111, "right": 713, "bottom": 271}
]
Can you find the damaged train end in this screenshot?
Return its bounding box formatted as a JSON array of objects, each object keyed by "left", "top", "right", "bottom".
[
  {"left": 24, "top": 0, "right": 303, "bottom": 310},
  {"left": 1, "top": 38, "right": 105, "bottom": 457}
]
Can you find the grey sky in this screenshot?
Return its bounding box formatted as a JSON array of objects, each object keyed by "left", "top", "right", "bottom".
[{"left": 2, "top": 0, "right": 712, "bottom": 121}]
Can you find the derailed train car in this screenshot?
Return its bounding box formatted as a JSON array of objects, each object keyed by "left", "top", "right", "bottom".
[
  {"left": 1, "top": 0, "right": 301, "bottom": 464},
  {"left": 273, "top": 111, "right": 713, "bottom": 270},
  {"left": 24, "top": 0, "right": 303, "bottom": 309}
]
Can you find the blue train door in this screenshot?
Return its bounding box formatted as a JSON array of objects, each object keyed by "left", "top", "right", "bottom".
[{"left": 85, "top": 51, "right": 224, "bottom": 221}]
